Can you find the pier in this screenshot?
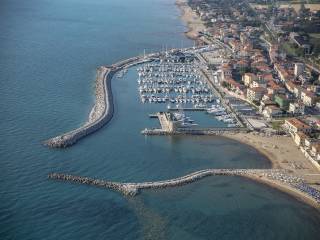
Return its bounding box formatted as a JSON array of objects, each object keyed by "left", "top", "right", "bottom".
[
  {"left": 168, "top": 108, "right": 206, "bottom": 111},
  {"left": 143, "top": 111, "right": 247, "bottom": 135},
  {"left": 141, "top": 127, "right": 247, "bottom": 136},
  {"left": 48, "top": 168, "right": 320, "bottom": 204}
]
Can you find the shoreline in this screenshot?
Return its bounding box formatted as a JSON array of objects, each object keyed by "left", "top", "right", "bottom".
[
  {"left": 221, "top": 132, "right": 320, "bottom": 210},
  {"left": 244, "top": 174, "right": 320, "bottom": 211},
  {"left": 176, "top": 0, "right": 206, "bottom": 40}
]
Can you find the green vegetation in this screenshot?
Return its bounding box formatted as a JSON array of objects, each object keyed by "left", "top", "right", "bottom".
[
  {"left": 309, "top": 33, "right": 320, "bottom": 39},
  {"left": 281, "top": 42, "right": 304, "bottom": 57},
  {"left": 221, "top": 81, "right": 228, "bottom": 88},
  {"left": 310, "top": 37, "right": 320, "bottom": 56},
  {"left": 271, "top": 120, "right": 285, "bottom": 130}
]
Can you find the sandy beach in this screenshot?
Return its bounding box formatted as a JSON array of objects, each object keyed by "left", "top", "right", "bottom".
[
  {"left": 221, "top": 132, "right": 320, "bottom": 209},
  {"left": 176, "top": 0, "right": 206, "bottom": 40}
]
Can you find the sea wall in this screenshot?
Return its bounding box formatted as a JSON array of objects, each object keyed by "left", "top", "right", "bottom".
[
  {"left": 44, "top": 66, "right": 115, "bottom": 148},
  {"left": 48, "top": 169, "right": 288, "bottom": 196},
  {"left": 48, "top": 169, "right": 320, "bottom": 206},
  {"left": 44, "top": 55, "right": 159, "bottom": 148}
]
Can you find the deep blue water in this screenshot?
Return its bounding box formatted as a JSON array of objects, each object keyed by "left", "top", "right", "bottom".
[{"left": 1, "top": 0, "right": 320, "bottom": 239}]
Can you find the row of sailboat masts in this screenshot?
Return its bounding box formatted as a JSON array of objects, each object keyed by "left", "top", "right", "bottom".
[
  {"left": 138, "top": 86, "right": 211, "bottom": 95},
  {"left": 140, "top": 94, "right": 215, "bottom": 105},
  {"left": 137, "top": 64, "right": 199, "bottom": 73},
  {"left": 141, "top": 41, "right": 197, "bottom": 58}
]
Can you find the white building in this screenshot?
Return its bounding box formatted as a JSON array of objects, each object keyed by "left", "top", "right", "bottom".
[
  {"left": 283, "top": 118, "right": 312, "bottom": 135},
  {"left": 288, "top": 102, "right": 305, "bottom": 115},
  {"left": 294, "top": 63, "right": 304, "bottom": 77},
  {"left": 247, "top": 87, "right": 267, "bottom": 102},
  {"left": 301, "top": 89, "right": 316, "bottom": 107},
  {"left": 262, "top": 105, "right": 282, "bottom": 119}
]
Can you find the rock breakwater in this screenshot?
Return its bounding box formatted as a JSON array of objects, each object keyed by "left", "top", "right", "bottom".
[
  {"left": 48, "top": 169, "right": 292, "bottom": 197},
  {"left": 44, "top": 55, "right": 159, "bottom": 148}
]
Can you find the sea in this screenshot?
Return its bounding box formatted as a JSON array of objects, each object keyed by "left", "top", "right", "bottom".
[{"left": 1, "top": 0, "right": 320, "bottom": 239}]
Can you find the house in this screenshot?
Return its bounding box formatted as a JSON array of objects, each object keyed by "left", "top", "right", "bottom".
[
  {"left": 259, "top": 73, "right": 274, "bottom": 82},
  {"left": 242, "top": 73, "right": 257, "bottom": 86},
  {"left": 307, "top": 85, "right": 320, "bottom": 94},
  {"left": 283, "top": 118, "right": 312, "bottom": 135},
  {"left": 259, "top": 98, "right": 275, "bottom": 109},
  {"left": 305, "top": 138, "right": 320, "bottom": 150},
  {"left": 247, "top": 87, "right": 267, "bottom": 102},
  {"left": 269, "top": 44, "right": 279, "bottom": 63},
  {"left": 285, "top": 81, "right": 296, "bottom": 94},
  {"left": 255, "top": 64, "right": 272, "bottom": 73},
  {"left": 262, "top": 105, "right": 282, "bottom": 119},
  {"left": 294, "top": 63, "right": 304, "bottom": 77},
  {"left": 288, "top": 102, "right": 305, "bottom": 115},
  {"left": 239, "top": 45, "right": 252, "bottom": 57},
  {"left": 250, "top": 79, "right": 267, "bottom": 88},
  {"left": 274, "top": 94, "right": 291, "bottom": 110},
  {"left": 267, "top": 81, "right": 285, "bottom": 95},
  {"left": 294, "top": 131, "right": 308, "bottom": 146},
  {"left": 223, "top": 78, "right": 244, "bottom": 95},
  {"left": 235, "top": 59, "right": 249, "bottom": 70},
  {"left": 301, "top": 89, "right": 316, "bottom": 106},
  {"left": 229, "top": 39, "right": 241, "bottom": 52},
  {"left": 311, "top": 143, "right": 320, "bottom": 159},
  {"left": 299, "top": 74, "right": 310, "bottom": 85},
  {"left": 274, "top": 63, "right": 292, "bottom": 82},
  {"left": 293, "top": 85, "right": 301, "bottom": 98},
  {"left": 289, "top": 32, "right": 311, "bottom": 54},
  {"left": 221, "top": 64, "right": 233, "bottom": 81}
]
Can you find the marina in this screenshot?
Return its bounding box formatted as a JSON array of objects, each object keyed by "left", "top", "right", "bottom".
[
  {"left": 137, "top": 56, "right": 215, "bottom": 108},
  {"left": 136, "top": 51, "right": 241, "bottom": 129},
  {"left": 44, "top": 48, "right": 243, "bottom": 148}
]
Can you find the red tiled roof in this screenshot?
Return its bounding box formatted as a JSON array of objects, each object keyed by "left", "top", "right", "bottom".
[
  {"left": 250, "top": 87, "right": 267, "bottom": 93},
  {"left": 286, "top": 118, "right": 311, "bottom": 130}
]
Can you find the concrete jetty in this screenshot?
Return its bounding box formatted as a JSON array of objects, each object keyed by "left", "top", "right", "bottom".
[
  {"left": 141, "top": 127, "right": 248, "bottom": 136},
  {"left": 48, "top": 169, "right": 290, "bottom": 197}
]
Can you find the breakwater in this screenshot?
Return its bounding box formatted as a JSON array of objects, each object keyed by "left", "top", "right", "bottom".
[
  {"left": 43, "top": 54, "right": 159, "bottom": 148},
  {"left": 48, "top": 169, "right": 294, "bottom": 197},
  {"left": 44, "top": 66, "right": 115, "bottom": 148}
]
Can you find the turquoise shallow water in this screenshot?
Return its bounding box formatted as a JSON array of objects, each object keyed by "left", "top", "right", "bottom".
[{"left": 1, "top": 0, "right": 320, "bottom": 239}]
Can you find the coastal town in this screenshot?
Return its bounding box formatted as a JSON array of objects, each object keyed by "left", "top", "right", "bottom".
[{"left": 173, "top": 0, "right": 320, "bottom": 172}]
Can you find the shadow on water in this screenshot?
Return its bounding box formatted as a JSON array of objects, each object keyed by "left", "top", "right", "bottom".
[{"left": 127, "top": 196, "right": 169, "bottom": 240}]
